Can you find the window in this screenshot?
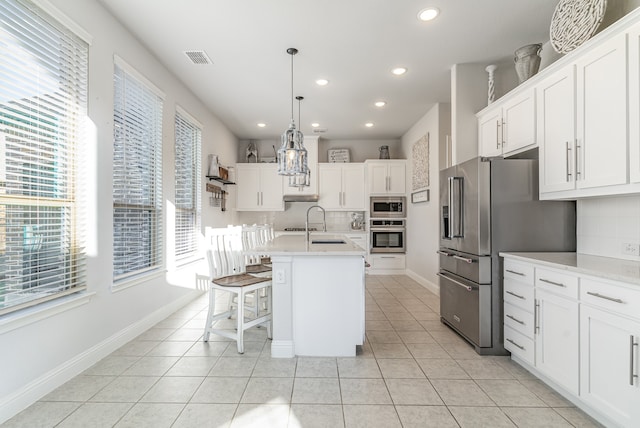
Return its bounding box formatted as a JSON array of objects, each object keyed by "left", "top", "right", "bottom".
[
  {"left": 112, "top": 59, "right": 163, "bottom": 281},
  {"left": 174, "top": 108, "right": 201, "bottom": 260},
  {"left": 0, "top": 0, "right": 88, "bottom": 315}
]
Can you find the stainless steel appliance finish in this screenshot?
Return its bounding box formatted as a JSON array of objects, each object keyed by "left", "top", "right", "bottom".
[
  {"left": 439, "top": 157, "right": 576, "bottom": 355},
  {"left": 370, "top": 196, "right": 406, "bottom": 218},
  {"left": 370, "top": 219, "right": 405, "bottom": 253}
]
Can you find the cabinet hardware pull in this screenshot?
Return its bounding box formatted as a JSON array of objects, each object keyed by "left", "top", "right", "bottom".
[
  {"left": 437, "top": 273, "right": 473, "bottom": 292},
  {"left": 506, "top": 269, "right": 525, "bottom": 276},
  {"left": 539, "top": 278, "right": 565, "bottom": 287},
  {"left": 506, "top": 314, "right": 525, "bottom": 325},
  {"left": 630, "top": 336, "right": 638, "bottom": 386},
  {"left": 257, "top": 192, "right": 260, "bottom": 206},
  {"left": 566, "top": 141, "right": 572, "bottom": 182},
  {"left": 575, "top": 140, "right": 581, "bottom": 179},
  {"left": 501, "top": 119, "right": 506, "bottom": 148},
  {"left": 586, "top": 291, "right": 624, "bottom": 304},
  {"left": 534, "top": 299, "right": 540, "bottom": 334},
  {"left": 453, "top": 255, "right": 475, "bottom": 264},
  {"left": 506, "top": 290, "right": 525, "bottom": 300},
  {"left": 437, "top": 250, "right": 454, "bottom": 257},
  {"left": 496, "top": 120, "right": 501, "bottom": 150},
  {"left": 506, "top": 338, "right": 525, "bottom": 350}
]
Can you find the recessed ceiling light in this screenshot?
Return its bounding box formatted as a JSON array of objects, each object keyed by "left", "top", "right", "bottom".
[
  {"left": 365, "top": 122, "right": 374, "bottom": 128},
  {"left": 316, "top": 79, "right": 329, "bottom": 86},
  {"left": 392, "top": 67, "right": 407, "bottom": 76},
  {"left": 311, "top": 123, "right": 320, "bottom": 128},
  {"left": 375, "top": 101, "right": 386, "bottom": 107},
  {"left": 418, "top": 7, "right": 439, "bottom": 21},
  {"left": 257, "top": 123, "right": 266, "bottom": 128}
]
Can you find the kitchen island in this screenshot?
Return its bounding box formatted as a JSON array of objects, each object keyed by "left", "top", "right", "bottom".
[{"left": 248, "top": 234, "right": 366, "bottom": 357}]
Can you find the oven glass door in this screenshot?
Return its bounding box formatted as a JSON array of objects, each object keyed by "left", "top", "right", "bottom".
[{"left": 371, "top": 229, "right": 405, "bottom": 253}]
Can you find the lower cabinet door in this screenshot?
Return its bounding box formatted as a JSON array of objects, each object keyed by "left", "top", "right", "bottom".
[
  {"left": 580, "top": 305, "right": 640, "bottom": 428},
  {"left": 535, "top": 289, "right": 579, "bottom": 395}
]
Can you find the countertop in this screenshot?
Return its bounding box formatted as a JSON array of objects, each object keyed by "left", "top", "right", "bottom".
[
  {"left": 248, "top": 234, "right": 366, "bottom": 256},
  {"left": 500, "top": 252, "right": 640, "bottom": 286}
]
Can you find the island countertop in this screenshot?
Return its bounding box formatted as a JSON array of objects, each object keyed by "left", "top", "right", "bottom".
[{"left": 248, "top": 234, "right": 366, "bottom": 256}]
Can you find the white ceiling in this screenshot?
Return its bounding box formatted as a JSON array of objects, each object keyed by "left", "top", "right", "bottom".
[{"left": 97, "top": 0, "right": 560, "bottom": 141}]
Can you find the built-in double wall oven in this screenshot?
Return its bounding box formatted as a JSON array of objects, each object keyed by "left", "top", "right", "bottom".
[{"left": 369, "top": 196, "right": 406, "bottom": 253}]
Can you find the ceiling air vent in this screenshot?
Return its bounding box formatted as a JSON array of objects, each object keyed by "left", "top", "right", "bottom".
[
  {"left": 184, "top": 50, "right": 212, "bottom": 65},
  {"left": 313, "top": 128, "right": 328, "bottom": 134}
]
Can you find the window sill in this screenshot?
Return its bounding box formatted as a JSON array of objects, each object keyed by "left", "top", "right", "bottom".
[
  {"left": 112, "top": 270, "right": 166, "bottom": 293},
  {"left": 0, "top": 292, "right": 95, "bottom": 335}
]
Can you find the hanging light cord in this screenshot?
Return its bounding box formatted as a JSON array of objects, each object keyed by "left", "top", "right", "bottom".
[{"left": 290, "top": 51, "right": 294, "bottom": 123}]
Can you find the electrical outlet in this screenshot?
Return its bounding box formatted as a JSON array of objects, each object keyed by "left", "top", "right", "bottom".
[
  {"left": 275, "top": 269, "right": 286, "bottom": 284},
  {"left": 621, "top": 242, "right": 640, "bottom": 256}
]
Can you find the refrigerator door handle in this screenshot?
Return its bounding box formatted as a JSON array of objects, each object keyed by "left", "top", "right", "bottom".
[
  {"left": 449, "top": 176, "right": 464, "bottom": 238},
  {"left": 437, "top": 272, "right": 473, "bottom": 291}
]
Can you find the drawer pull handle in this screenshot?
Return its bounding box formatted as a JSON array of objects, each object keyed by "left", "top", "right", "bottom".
[
  {"left": 534, "top": 300, "right": 540, "bottom": 334},
  {"left": 539, "top": 278, "right": 565, "bottom": 287},
  {"left": 453, "top": 255, "right": 475, "bottom": 264},
  {"left": 586, "top": 291, "right": 625, "bottom": 304},
  {"left": 506, "top": 338, "right": 525, "bottom": 350},
  {"left": 505, "top": 290, "right": 525, "bottom": 300},
  {"left": 506, "top": 314, "right": 525, "bottom": 325},
  {"left": 506, "top": 269, "right": 525, "bottom": 276},
  {"left": 437, "top": 273, "right": 473, "bottom": 292},
  {"left": 631, "top": 336, "right": 639, "bottom": 386}
]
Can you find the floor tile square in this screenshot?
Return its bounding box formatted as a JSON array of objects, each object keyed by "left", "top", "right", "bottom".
[
  {"left": 430, "top": 379, "right": 495, "bottom": 406},
  {"left": 366, "top": 330, "right": 402, "bottom": 344},
  {"left": 146, "top": 341, "right": 193, "bottom": 357},
  {"left": 457, "top": 358, "right": 514, "bottom": 379},
  {"left": 501, "top": 407, "right": 573, "bottom": 427},
  {"left": 340, "top": 378, "right": 391, "bottom": 405},
  {"left": 295, "top": 357, "right": 337, "bottom": 378},
  {"left": 370, "top": 342, "right": 412, "bottom": 358},
  {"left": 83, "top": 356, "right": 141, "bottom": 376},
  {"left": 406, "top": 343, "right": 450, "bottom": 359},
  {"left": 140, "top": 376, "right": 203, "bottom": 403},
  {"left": 184, "top": 341, "right": 229, "bottom": 357},
  {"left": 57, "top": 402, "right": 133, "bottom": 428},
  {"left": 449, "top": 406, "right": 516, "bottom": 428},
  {"left": 90, "top": 376, "right": 158, "bottom": 403},
  {"left": 416, "top": 358, "right": 469, "bottom": 379},
  {"left": 289, "top": 404, "right": 344, "bottom": 428},
  {"left": 397, "top": 330, "right": 435, "bottom": 344},
  {"left": 337, "top": 358, "right": 381, "bottom": 378},
  {"left": 231, "top": 404, "right": 291, "bottom": 428},
  {"left": 343, "top": 404, "right": 401, "bottom": 428},
  {"left": 172, "top": 403, "right": 235, "bottom": 428},
  {"left": 519, "top": 379, "right": 574, "bottom": 407},
  {"left": 191, "top": 377, "right": 249, "bottom": 403},
  {"left": 121, "top": 356, "right": 179, "bottom": 376},
  {"left": 395, "top": 405, "right": 458, "bottom": 428},
  {"left": 42, "top": 375, "right": 114, "bottom": 402},
  {"left": 252, "top": 358, "right": 297, "bottom": 377},
  {"left": 165, "top": 356, "right": 218, "bottom": 376},
  {"left": 476, "top": 379, "right": 547, "bottom": 407},
  {"left": 291, "top": 378, "right": 341, "bottom": 404},
  {"left": 114, "top": 402, "right": 183, "bottom": 428},
  {"left": 377, "top": 358, "right": 425, "bottom": 378},
  {"left": 1, "top": 402, "right": 81, "bottom": 428},
  {"left": 240, "top": 377, "right": 294, "bottom": 404},
  {"left": 385, "top": 378, "right": 443, "bottom": 405},
  {"left": 209, "top": 357, "right": 257, "bottom": 377}
]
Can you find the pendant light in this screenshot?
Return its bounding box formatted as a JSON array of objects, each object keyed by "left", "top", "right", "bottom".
[
  {"left": 289, "top": 96, "right": 310, "bottom": 188},
  {"left": 277, "top": 48, "right": 308, "bottom": 178}
]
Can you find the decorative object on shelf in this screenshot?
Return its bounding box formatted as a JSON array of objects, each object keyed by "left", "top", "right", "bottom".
[
  {"left": 412, "top": 133, "right": 429, "bottom": 191},
  {"left": 379, "top": 145, "right": 390, "bottom": 159},
  {"left": 350, "top": 212, "right": 364, "bottom": 230},
  {"left": 246, "top": 141, "right": 258, "bottom": 163},
  {"left": 514, "top": 43, "right": 542, "bottom": 83},
  {"left": 289, "top": 96, "right": 310, "bottom": 188},
  {"left": 328, "top": 148, "right": 350, "bottom": 162},
  {"left": 485, "top": 64, "right": 497, "bottom": 104},
  {"left": 277, "top": 47, "right": 308, "bottom": 178},
  {"left": 207, "top": 154, "right": 219, "bottom": 177},
  {"left": 206, "top": 182, "right": 227, "bottom": 211},
  {"left": 550, "top": 0, "right": 607, "bottom": 54},
  {"left": 411, "top": 189, "right": 429, "bottom": 203}
]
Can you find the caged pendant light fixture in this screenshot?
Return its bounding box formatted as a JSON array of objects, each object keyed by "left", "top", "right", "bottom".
[
  {"left": 277, "top": 48, "right": 308, "bottom": 179},
  {"left": 289, "top": 96, "right": 310, "bottom": 188}
]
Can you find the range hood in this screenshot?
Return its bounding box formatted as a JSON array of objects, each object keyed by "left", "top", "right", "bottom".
[{"left": 283, "top": 194, "right": 319, "bottom": 202}]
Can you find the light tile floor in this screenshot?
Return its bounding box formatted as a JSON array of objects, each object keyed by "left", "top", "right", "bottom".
[{"left": 3, "top": 275, "right": 603, "bottom": 428}]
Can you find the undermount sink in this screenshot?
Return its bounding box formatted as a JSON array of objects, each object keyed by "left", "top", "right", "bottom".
[{"left": 311, "top": 239, "right": 347, "bottom": 244}]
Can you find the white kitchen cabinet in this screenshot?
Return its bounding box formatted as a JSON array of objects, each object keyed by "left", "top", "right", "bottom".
[
  {"left": 369, "top": 254, "right": 405, "bottom": 271},
  {"left": 318, "top": 163, "right": 365, "bottom": 210},
  {"left": 580, "top": 305, "right": 640, "bottom": 428},
  {"left": 502, "top": 259, "right": 536, "bottom": 366},
  {"left": 628, "top": 21, "right": 640, "bottom": 184},
  {"left": 478, "top": 88, "right": 536, "bottom": 158},
  {"left": 575, "top": 32, "right": 628, "bottom": 190},
  {"left": 344, "top": 233, "right": 367, "bottom": 251},
  {"left": 235, "top": 164, "right": 284, "bottom": 211},
  {"left": 366, "top": 160, "right": 406, "bottom": 195},
  {"left": 283, "top": 136, "right": 319, "bottom": 197},
  {"left": 535, "top": 287, "right": 579, "bottom": 395}
]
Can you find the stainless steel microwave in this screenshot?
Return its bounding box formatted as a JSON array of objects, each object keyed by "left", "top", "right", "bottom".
[{"left": 370, "top": 196, "right": 406, "bottom": 218}]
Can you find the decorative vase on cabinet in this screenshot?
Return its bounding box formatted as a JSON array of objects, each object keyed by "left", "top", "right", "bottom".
[{"left": 515, "top": 43, "right": 542, "bottom": 83}]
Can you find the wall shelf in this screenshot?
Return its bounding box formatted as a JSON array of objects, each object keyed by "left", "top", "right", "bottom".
[{"left": 206, "top": 175, "right": 235, "bottom": 185}]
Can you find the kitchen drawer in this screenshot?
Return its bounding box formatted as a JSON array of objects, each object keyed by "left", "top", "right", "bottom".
[
  {"left": 504, "top": 324, "right": 535, "bottom": 366},
  {"left": 535, "top": 268, "right": 579, "bottom": 299},
  {"left": 504, "top": 277, "right": 535, "bottom": 310},
  {"left": 504, "top": 301, "right": 535, "bottom": 337},
  {"left": 371, "top": 254, "right": 405, "bottom": 270},
  {"left": 580, "top": 276, "right": 640, "bottom": 320},
  {"left": 504, "top": 259, "right": 534, "bottom": 285}
]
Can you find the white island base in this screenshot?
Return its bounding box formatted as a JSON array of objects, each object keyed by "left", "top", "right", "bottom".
[{"left": 251, "top": 235, "right": 366, "bottom": 358}]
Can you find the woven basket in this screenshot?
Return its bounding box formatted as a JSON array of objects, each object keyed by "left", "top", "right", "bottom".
[{"left": 550, "top": 0, "right": 607, "bottom": 54}]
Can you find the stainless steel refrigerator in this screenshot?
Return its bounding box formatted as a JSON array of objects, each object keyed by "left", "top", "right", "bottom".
[{"left": 438, "top": 157, "right": 575, "bottom": 355}]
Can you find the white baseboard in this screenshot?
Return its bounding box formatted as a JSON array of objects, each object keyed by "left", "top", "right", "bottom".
[
  {"left": 0, "top": 290, "right": 202, "bottom": 425},
  {"left": 270, "top": 340, "right": 295, "bottom": 358},
  {"left": 405, "top": 269, "right": 440, "bottom": 296}
]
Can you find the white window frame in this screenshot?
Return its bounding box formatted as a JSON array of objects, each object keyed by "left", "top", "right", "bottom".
[
  {"left": 174, "top": 106, "right": 202, "bottom": 263},
  {"left": 112, "top": 56, "right": 165, "bottom": 284}
]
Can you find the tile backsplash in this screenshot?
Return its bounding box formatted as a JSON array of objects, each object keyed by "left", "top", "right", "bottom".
[{"left": 577, "top": 195, "right": 640, "bottom": 260}]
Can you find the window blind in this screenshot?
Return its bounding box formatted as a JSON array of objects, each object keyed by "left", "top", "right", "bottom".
[
  {"left": 112, "top": 62, "right": 163, "bottom": 281},
  {"left": 174, "top": 108, "right": 201, "bottom": 260},
  {"left": 0, "top": 0, "right": 88, "bottom": 315}
]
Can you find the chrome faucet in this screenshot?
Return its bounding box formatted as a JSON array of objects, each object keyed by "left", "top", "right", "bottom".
[{"left": 306, "top": 205, "right": 326, "bottom": 243}]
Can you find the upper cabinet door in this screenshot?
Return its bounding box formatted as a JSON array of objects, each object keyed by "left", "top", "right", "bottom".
[
  {"left": 576, "top": 33, "right": 628, "bottom": 190},
  {"left": 628, "top": 21, "right": 640, "bottom": 184},
  {"left": 478, "top": 106, "right": 503, "bottom": 157},
  {"left": 537, "top": 65, "right": 577, "bottom": 194},
  {"left": 259, "top": 164, "right": 285, "bottom": 210},
  {"left": 502, "top": 88, "right": 536, "bottom": 155},
  {"left": 318, "top": 164, "right": 343, "bottom": 210},
  {"left": 235, "top": 164, "right": 262, "bottom": 210},
  {"left": 342, "top": 164, "right": 366, "bottom": 210},
  {"left": 387, "top": 163, "right": 406, "bottom": 194},
  {"left": 367, "top": 163, "right": 389, "bottom": 194}
]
